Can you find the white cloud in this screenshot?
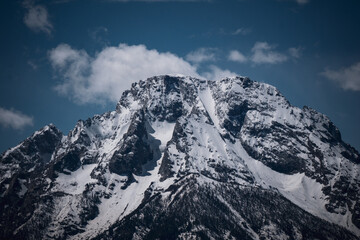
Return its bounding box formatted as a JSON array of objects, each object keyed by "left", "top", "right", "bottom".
[
  {"left": 288, "top": 47, "right": 303, "bottom": 59},
  {"left": 23, "top": 1, "right": 53, "bottom": 35},
  {"left": 320, "top": 62, "right": 360, "bottom": 91},
  {"left": 90, "top": 26, "right": 109, "bottom": 45},
  {"left": 202, "top": 65, "right": 238, "bottom": 81},
  {"left": 228, "top": 50, "right": 247, "bottom": 63},
  {"left": 49, "top": 44, "right": 201, "bottom": 104},
  {"left": 250, "top": 42, "right": 288, "bottom": 64},
  {"left": 229, "top": 44, "right": 301, "bottom": 64},
  {"left": 0, "top": 107, "right": 34, "bottom": 130},
  {"left": 232, "top": 28, "right": 251, "bottom": 36},
  {"left": 49, "top": 43, "right": 238, "bottom": 104},
  {"left": 185, "top": 48, "right": 216, "bottom": 64}
]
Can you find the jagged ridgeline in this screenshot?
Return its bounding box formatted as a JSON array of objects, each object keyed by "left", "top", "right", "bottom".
[{"left": 1, "top": 75, "right": 360, "bottom": 240}]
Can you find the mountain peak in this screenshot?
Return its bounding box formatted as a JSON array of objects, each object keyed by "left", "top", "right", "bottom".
[
  {"left": 1, "top": 75, "right": 360, "bottom": 239},
  {"left": 32, "top": 123, "right": 61, "bottom": 137}
]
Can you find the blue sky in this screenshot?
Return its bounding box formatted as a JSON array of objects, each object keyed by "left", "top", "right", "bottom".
[{"left": 1, "top": 0, "right": 360, "bottom": 152}]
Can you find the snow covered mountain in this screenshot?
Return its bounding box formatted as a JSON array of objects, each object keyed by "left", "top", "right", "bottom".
[{"left": 1, "top": 75, "right": 360, "bottom": 240}]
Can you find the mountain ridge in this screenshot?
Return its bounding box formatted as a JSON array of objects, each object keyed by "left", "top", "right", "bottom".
[{"left": 1, "top": 75, "right": 359, "bottom": 239}]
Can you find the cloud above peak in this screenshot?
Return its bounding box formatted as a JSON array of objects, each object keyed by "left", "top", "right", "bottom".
[
  {"left": 229, "top": 42, "right": 299, "bottom": 65},
  {"left": 49, "top": 43, "right": 200, "bottom": 104},
  {"left": 228, "top": 50, "right": 247, "bottom": 63},
  {"left": 202, "top": 65, "right": 238, "bottom": 81},
  {"left": 23, "top": 1, "right": 53, "bottom": 35},
  {"left": 185, "top": 48, "right": 217, "bottom": 64},
  {"left": 250, "top": 42, "right": 288, "bottom": 64},
  {"left": 49, "top": 43, "right": 238, "bottom": 104},
  {"left": 49, "top": 41, "right": 303, "bottom": 105}
]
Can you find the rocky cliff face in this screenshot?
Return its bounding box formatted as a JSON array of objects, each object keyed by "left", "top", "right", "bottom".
[{"left": 1, "top": 75, "right": 359, "bottom": 240}]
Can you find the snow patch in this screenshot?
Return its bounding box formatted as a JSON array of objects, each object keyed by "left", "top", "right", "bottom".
[
  {"left": 75, "top": 121, "right": 176, "bottom": 239},
  {"left": 198, "top": 84, "right": 223, "bottom": 133},
  {"left": 53, "top": 164, "right": 97, "bottom": 195},
  {"left": 150, "top": 121, "right": 176, "bottom": 152},
  {"left": 230, "top": 140, "right": 360, "bottom": 235}
]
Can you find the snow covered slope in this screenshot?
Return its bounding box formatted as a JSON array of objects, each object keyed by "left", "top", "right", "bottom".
[{"left": 1, "top": 75, "right": 359, "bottom": 240}]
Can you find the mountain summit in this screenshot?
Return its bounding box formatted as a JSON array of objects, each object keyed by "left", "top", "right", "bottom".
[{"left": 1, "top": 75, "right": 360, "bottom": 239}]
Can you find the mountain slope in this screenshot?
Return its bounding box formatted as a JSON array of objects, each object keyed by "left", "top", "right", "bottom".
[{"left": 1, "top": 75, "right": 359, "bottom": 240}]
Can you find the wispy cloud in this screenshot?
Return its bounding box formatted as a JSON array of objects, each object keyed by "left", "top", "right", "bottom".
[
  {"left": 229, "top": 42, "right": 301, "bottom": 65},
  {"left": 250, "top": 42, "right": 288, "bottom": 64},
  {"left": 320, "top": 62, "right": 360, "bottom": 91},
  {"left": 232, "top": 28, "right": 251, "bottom": 36},
  {"left": 23, "top": 0, "right": 53, "bottom": 35},
  {"left": 288, "top": 46, "right": 303, "bottom": 59},
  {"left": 228, "top": 50, "right": 247, "bottom": 63},
  {"left": 27, "top": 60, "right": 38, "bottom": 70},
  {"left": 185, "top": 48, "right": 216, "bottom": 64},
  {"left": 89, "top": 26, "right": 109, "bottom": 46},
  {"left": 49, "top": 43, "right": 237, "bottom": 104},
  {"left": 0, "top": 107, "right": 34, "bottom": 130}
]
